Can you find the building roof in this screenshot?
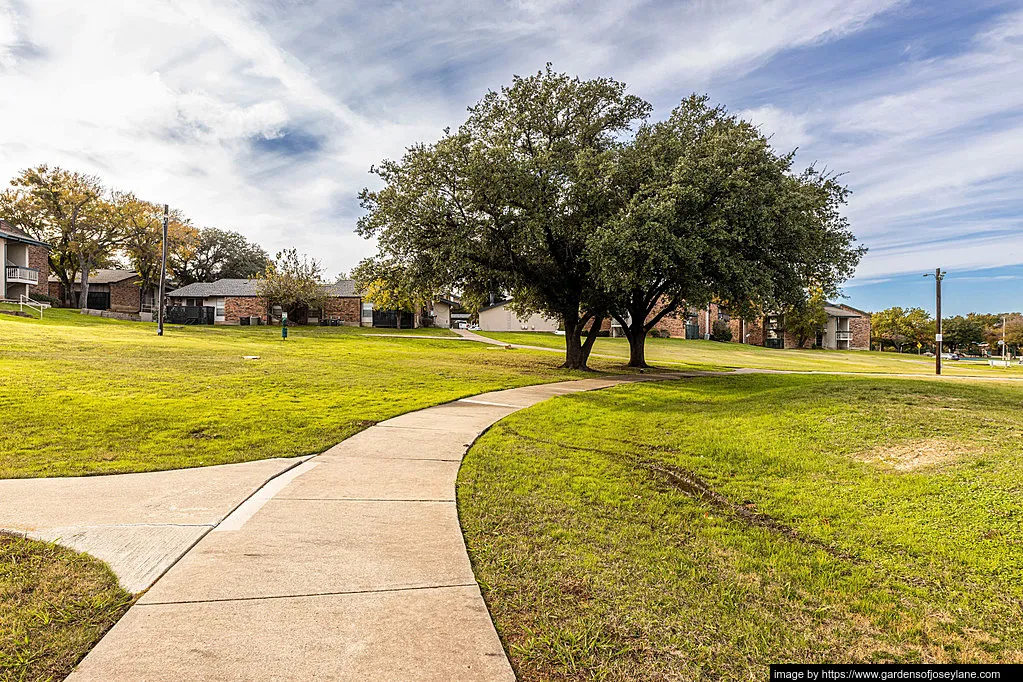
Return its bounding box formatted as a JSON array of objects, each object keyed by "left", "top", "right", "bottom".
[
  {"left": 0, "top": 220, "right": 51, "bottom": 249},
  {"left": 169, "top": 278, "right": 362, "bottom": 299},
  {"left": 479, "top": 298, "right": 512, "bottom": 312},
  {"left": 323, "top": 279, "right": 359, "bottom": 297},
  {"left": 824, "top": 303, "right": 863, "bottom": 318},
  {"left": 168, "top": 279, "right": 258, "bottom": 298},
  {"left": 47, "top": 268, "right": 139, "bottom": 285}
]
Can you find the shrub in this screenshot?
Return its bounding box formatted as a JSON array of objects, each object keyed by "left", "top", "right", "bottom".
[
  {"left": 648, "top": 328, "right": 671, "bottom": 338},
  {"left": 711, "top": 320, "right": 733, "bottom": 342},
  {"left": 27, "top": 292, "right": 60, "bottom": 306}
]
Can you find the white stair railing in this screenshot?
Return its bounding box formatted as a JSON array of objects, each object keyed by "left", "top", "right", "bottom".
[{"left": 19, "top": 294, "right": 47, "bottom": 319}]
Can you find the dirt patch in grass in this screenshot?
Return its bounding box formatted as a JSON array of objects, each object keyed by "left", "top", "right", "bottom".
[
  {"left": 0, "top": 533, "right": 133, "bottom": 681},
  {"left": 855, "top": 438, "right": 976, "bottom": 470}
]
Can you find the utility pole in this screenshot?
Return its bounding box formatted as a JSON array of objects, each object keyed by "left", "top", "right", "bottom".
[
  {"left": 924, "top": 268, "right": 945, "bottom": 375},
  {"left": 158, "top": 204, "right": 169, "bottom": 336}
]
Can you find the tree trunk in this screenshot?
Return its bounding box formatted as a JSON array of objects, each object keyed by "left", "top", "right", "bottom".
[
  {"left": 628, "top": 332, "right": 646, "bottom": 367},
  {"left": 623, "top": 312, "right": 648, "bottom": 368},
  {"left": 562, "top": 313, "right": 602, "bottom": 371},
  {"left": 77, "top": 258, "right": 91, "bottom": 309},
  {"left": 562, "top": 317, "right": 586, "bottom": 369}
]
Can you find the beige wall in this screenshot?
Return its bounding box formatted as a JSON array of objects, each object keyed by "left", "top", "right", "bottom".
[
  {"left": 478, "top": 303, "right": 560, "bottom": 332},
  {"left": 432, "top": 301, "right": 451, "bottom": 328}
]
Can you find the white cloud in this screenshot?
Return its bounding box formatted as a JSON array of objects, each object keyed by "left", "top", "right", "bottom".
[
  {"left": 738, "top": 105, "right": 814, "bottom": 153},
  {"left": 743, "top": 8, "right": 1023, "bottom": 284},
  {"left": 0, "top": 0, "right": 1017, "bottom": 286}
]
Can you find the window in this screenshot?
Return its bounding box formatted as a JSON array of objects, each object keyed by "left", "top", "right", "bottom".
[{"left": 215, "top": 298, "right": 225, "bottom": 318}]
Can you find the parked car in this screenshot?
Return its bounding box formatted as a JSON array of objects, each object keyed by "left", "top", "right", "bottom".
[{"left": 940, "top": 352, "right": 960, "bottom": 360}]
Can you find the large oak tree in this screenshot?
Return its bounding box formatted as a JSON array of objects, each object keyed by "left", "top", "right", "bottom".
[
  {"left": 589, "top": 96, "right": 864, "bottom": 367},
  {"left": 358, "top": 67, "right": 651, "bottom": 369}
]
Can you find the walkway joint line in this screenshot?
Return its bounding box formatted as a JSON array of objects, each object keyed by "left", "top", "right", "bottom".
[{"left": 136, "top": 582, "right": 482, "bottom": 607}]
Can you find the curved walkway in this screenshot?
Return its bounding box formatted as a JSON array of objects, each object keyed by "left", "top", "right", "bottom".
[
  {"left": 0, "top": 457, "right": 306, "bottom": 592},
  {"left": 66, "top": 371, "right": 700, "bottom": 681}
]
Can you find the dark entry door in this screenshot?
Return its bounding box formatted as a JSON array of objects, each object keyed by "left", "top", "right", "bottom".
[
  {"left": 372, "top": 309, "right": 414, "bottom": 328},
  {"left": 87, "top": 291, "right": 111, "bottom": 310}
]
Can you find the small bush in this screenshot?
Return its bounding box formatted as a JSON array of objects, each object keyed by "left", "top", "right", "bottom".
[
  {"left": 710, "top": 320, "right": 733, "bottom": 342},
  {"left": 27, "top": 292, "right": 60, "bottom": 306},
  {"left": 648, "top": 328, "right": 671, "bottom": 338}
]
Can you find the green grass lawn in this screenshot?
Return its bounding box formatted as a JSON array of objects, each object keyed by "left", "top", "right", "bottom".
[
  {"left": 0, "top": 308, "right": 610, "bottom": 478},
  {"left": 0, "top": 533, "right": 133, "bottom": 682},
  {"left": 458, "top": 374, "right": 1023, "bottom": 679},
  {"left": 477, "top": 330, "right": 1023, "bottom": 377}
]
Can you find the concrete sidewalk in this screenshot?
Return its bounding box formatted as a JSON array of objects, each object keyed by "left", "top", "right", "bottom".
[
  {"left": 0, "top": 457, "right": 305, "bottom": 592},
  {"left": 68, "top": 373, "right": 692, "bottom": 681}
]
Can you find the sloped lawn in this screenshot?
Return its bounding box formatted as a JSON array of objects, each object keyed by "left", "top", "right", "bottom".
[{"left": 458, "top": 374, "right": 1023, "bottom": 680}]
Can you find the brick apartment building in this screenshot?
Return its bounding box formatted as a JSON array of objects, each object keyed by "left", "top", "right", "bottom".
[
  {"left": 167, "top": 279, "right": 364, "bottom": 325},
  {"left": 647, "top": 301, "right": 871, "bottom": 350},
  {"left": 48, "top": 269, "right": 153, "bottom": 313},
  {"left": 1, "top": 220, "right": 50, "bottom": 301}
]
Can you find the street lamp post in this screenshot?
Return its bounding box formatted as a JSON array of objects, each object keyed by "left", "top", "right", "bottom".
[
  {"left": 923, "top": 268, "right": 945, "bottom": 376},
  {"left": 158, "top": 204, "right": 168, "bottom": 337}
]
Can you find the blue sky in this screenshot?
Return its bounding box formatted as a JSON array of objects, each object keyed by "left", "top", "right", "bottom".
[{"left": 1, "top": 0, "right": 1021, "bottom": 315}]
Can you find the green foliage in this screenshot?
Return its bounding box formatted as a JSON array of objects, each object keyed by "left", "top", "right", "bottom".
[
  {"left": 255, "top": 249, "right": 326, "bottom": 321},
  {"left": 114, "top": 195, "right": 197, "bottom": 294},
  {"left": 870, "top": 306, "right": 933, "bottom": 352},
  {"left": 25, "top": 292, "right": 59, "bottom": 306},
  {"left": 351, "top": 256, "right": 432, "bottom": 317},
  {"left": 943, "top": 315, "right": 986, "bottom": 352},
  {"left": 473, "top": 330, "right": 1023, "bottom": 377},
  {"left": 169, "top": 226, "right": 268, "bottom": 285},
  {"left": 459, "top": 375, "right": 1023, "bottom": 679},
  {"left": 589, "top": 95, "right": 863, "bottom": 362},
  {"left": 357, "top": 66, "right": 652, "bottom": 368},
  {"left": 358, "top": 74, "right": 862, "bottom": 369},
  {"left": 785, "top": 292, "right": 829, "bottom": 348},
  {"left": 710, "top": 319, "right": 733, "bottom": 342}
]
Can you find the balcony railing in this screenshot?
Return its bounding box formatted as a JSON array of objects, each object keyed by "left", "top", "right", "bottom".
[
  {"left": 5, "top": 265, "right": 39, "bottom": 285},
  {"left": 835, "top": 330, "right": 853, "bottom": 341}
]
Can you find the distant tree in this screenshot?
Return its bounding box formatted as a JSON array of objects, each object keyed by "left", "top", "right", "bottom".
[
  {"left": 0, "top": 165, "right": 112, "bottom": 307},
  {"left": 351, "top": 257, "right": 435, "bottom": 330},
  {"left": 357, "top": 67, "right": 651, "bottom": 369},
  {"left": 786, "top": 292, "right": 829, "bottom": 349},
  {"left": 905, "top": 308, "right": 935, "bottom": 351},
  {"left": 114, "top": 194, "right": 198, "bottom": 300},
  {"left": 710, "top": 319, "right": 733, "bottom": 342},
  {"left": 943, "top": 315, "right": 985, "bottom": 353},
  {"left": 255, "top": 249, "right": 325, "bottom": 322},
  {"left": 170, "top": 227, "right": 268, "bottom": 284},
  {"left": 589, "top": 96, "right": 864, "bottom": 366},
  {"left": 872, "top": 307, "right": 912, "bottom": 352}
]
